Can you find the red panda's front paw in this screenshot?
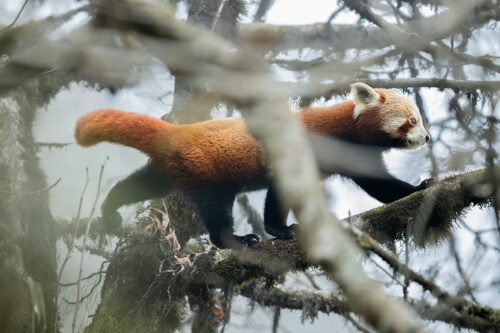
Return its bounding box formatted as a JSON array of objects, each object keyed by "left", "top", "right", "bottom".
[
  {"left": 417, "top": 177, "right": 436, "bottom": 190},
  {"left": 213, "top": 233, "right": 261, "bottom": 249},
  {"left": 236, "top": 234, "right": 261, "bottom": 246}
]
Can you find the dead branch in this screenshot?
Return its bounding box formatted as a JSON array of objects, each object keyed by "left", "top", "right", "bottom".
[
  {"left": 72, "top": 157, "right": 108, "bottom": 333},
  {"left": 53, "top": 168, "right": 89, "bottom": 333},
  {"left": 2, "top": 0, "right": 29, "bottom": 30},
  {"left": 0, "top": 177, "right": 61, "bottom": 196}
]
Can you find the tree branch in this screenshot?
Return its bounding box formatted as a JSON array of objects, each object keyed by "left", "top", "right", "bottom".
[
  {"left": 351, "top": 165, "right": 500, "bottom": 246},
  {"left": 237, "top": 1, "right": 499, "bottom": 52},
  {"left": 240, "top": 281, "right": 499, "bottom": 332},
  {"left": 297, "top": 78, "right": 500, "bottom": 103}
]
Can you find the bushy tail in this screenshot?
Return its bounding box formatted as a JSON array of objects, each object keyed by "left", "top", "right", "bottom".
[{"left": 75, "top": 109, "right": 172, "bottom": 156}]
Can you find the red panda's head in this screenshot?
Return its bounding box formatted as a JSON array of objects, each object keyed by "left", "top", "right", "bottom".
[{"left": 351, "top": 82, "right": 429, "bottom": 149}]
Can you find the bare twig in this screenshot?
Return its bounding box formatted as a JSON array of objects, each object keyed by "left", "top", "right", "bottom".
[
  {"left": 53, "top": 169, "right": 89, "bottom": 333},
  {"left": 63, "top": 263, "right": 107, "bottom": 305},
  {"left": 211, "top": 0, "right": 228, "bottom": 31},
  {"left": 58, "top": 269, "right": 107, "bottom": 287},
  {"left": 71, "top": 157, "right": 108, "bottom": 333},
  {"left": 324, "top": 5, "right": 346, "bottom": 26},
  {"left": 345, "top": 313, "right": 372, "bottom": 333},
  {"left": 2, "top": 0, "right": 29, "bottom": 30},
  {"left": 0, "top": 177, "right": 61, "bottom": 196},
  {"left": 272, "top": 306, "right": 280, "bottom": 333},
  {"left": 35, "top": 141, "right": 72, "bottom": 150},
  {"left": 449, "top": 235, "right": 479, "bottom": 303}
]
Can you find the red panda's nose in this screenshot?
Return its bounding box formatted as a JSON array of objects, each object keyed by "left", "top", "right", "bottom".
[{"left": 425, "top": 134, "right": 430, "bottom": 143}]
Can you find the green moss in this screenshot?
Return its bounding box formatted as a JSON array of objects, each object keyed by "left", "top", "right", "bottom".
[
  {"left": 358, "top": 167, "right": 499, "bottom": 247},
  {"left": 85, "top": 229, "right": 187, "bottom": 333}
]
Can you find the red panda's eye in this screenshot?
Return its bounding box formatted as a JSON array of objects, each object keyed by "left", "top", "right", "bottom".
[{"left": 410, "top": 118, "right": 417, "bottom": 125}]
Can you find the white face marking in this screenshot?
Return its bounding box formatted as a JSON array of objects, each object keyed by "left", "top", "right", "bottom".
[
  {"left": 407, "top": 124, "right": 428, "bottom": 148},
  {"left": 406, "top": 106, "right": 428, "bottom": 148},
  {"left": 382, "top": 116, "right": 406, "bottom": 137}
]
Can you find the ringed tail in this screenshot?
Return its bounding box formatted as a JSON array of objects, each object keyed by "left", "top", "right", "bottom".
[{"left": 75, "top": 109, "right": 171, "bottom": 155}]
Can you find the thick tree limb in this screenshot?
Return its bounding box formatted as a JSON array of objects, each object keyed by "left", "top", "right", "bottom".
[
  {"left": 240, "top": 281, "right": 498, "bottom": 332},
  {"left": 296, "top": 78, "right": 500, "bottom": 103},
  {"left": 237, "top": 1, "right": 499, "bottom": 52},
  {"left": 351, "top": 165, "right": 500, "bottom": 246},
  {"left": 239, "top": 281, "right": 349, "bottom": 318}
]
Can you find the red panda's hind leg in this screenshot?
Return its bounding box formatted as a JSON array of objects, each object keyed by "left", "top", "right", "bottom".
[
  {"left": 189, "top": 189, "right": 260, "bottom": 249},
  {"left": 101, "top": 164, "right": 171, "bottom": 231},
  {"left": 264, "top": 186, "right": 296, "bottom": 239}
]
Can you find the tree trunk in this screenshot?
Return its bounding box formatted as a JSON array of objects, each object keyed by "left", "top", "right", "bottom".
[{"left": 0, "top": 80, "right": 60, "bottom": 333}]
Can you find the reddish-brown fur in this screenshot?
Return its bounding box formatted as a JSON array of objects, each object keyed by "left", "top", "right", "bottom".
[
  {"left": 75, "top": 109, "right": 267, "bottom": 189},
  {"left": 75, "top": 109, "right": 172, "bottom": 153},
  {"left": 299, "top": 90, "right": 405, "bottom": 147},
  {"left": 74, "top": 91, "right": 405, "bottom": 191}
]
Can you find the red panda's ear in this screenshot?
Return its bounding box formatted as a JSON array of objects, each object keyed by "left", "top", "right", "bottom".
[{"left": 351, "top": 82, "right": 380, "bottom": 119}]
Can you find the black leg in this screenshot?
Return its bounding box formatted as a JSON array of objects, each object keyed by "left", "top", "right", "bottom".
[
  {"left": 331, "top": 151, "right": 432, "bottom": 204},
  {"left": 190, "top": 190, "right": 260, "bottom": 249},
  {"left": 264, "top": 186, "right": 295, "bottom": 239},
  {"left": 350, "top": 175, "right": 429, "bottom": 204},
  {"left": 101, "top": 163, "right": 170, "bottom": 229}
]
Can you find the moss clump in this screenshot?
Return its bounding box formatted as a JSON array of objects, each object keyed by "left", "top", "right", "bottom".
[
  {"left": 86, "top": 230, "right": 186, "bottom": 333},
  {"left": 357, "top": 167, "right": 499, "bottom": 247}
]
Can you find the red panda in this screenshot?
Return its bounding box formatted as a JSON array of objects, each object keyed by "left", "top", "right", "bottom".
[{"left": 75, "top": 82, "right": 431, "bottom": 248}]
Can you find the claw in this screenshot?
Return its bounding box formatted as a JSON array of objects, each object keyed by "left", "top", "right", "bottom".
[
  {"left": 212, "top": 233, "right": 261, "bottom": 249},
  {"left": 237, "top": 233, "right": 261, "bottom": 246},
  {"left": 417, "top": 177, "right": 435, "bottom": 190}
]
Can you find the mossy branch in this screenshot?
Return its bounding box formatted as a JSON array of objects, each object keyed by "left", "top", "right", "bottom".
[
  {"left": 85, "top": 165, "right": 500, "bottom": 332},
  {"left": 90, "top": 216, "right": 500, "bottom": 332},
  {"left": 351, "top": 165, "right": 500, "bottom": 246},
  {"left": 239, "top": 281, "right": 499, "bottom": 332}
]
